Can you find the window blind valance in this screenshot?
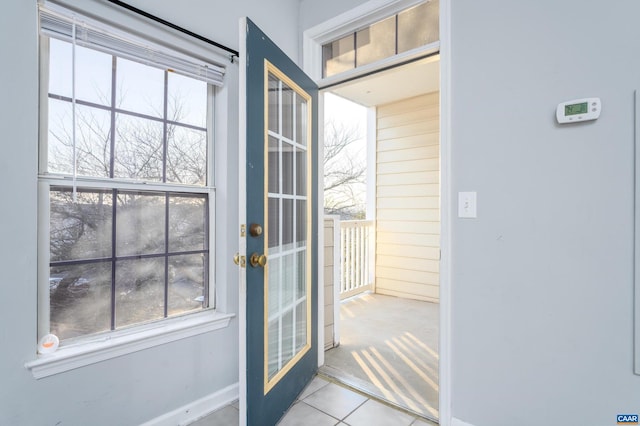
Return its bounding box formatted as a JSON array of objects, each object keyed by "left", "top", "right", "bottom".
[{"left": 39, "top": 6, "right": 226, "bottom": 86}]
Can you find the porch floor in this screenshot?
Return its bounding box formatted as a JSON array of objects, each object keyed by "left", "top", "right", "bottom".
[{"left": 322, "top": 293, "right": 439, "bottom": 421}]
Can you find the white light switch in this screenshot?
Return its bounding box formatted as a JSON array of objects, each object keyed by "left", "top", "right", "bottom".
[{"left": 458, "top": 192, "right": 477, "bottom": 218}]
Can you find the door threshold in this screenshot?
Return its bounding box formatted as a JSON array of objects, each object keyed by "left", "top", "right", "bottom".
[{"left": 318, "top": 365, "right": 439, "bottom": 425}]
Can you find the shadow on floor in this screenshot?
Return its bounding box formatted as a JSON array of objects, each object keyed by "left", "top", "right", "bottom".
[{"left": 322, "top": 293, "right": 439, "bottom": 421}]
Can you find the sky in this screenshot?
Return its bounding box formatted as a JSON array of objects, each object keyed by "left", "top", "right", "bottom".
[{"left": 323, "top": 92, "right": 368, "bottom": 214}]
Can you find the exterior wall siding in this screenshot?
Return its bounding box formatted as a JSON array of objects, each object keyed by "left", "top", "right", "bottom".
[{"left": 376, "top": 92, "right": 440, "bottom": 302}]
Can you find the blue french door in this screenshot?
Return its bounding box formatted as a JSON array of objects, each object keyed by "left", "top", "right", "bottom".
[{"left": 242, "top": 18, "right": 318, "bottom": 426}]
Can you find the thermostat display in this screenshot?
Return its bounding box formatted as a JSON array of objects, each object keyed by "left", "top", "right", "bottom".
[
  {"left": 557, "top": 97, "right": 601, "bottom": 123},
  {"left": 565, "top": 102, "right": 587, "bottom": 116}
]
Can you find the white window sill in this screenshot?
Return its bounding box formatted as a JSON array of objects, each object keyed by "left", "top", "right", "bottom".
[{"left": 25, "top": 310, "right": 235, "bottom": 379}]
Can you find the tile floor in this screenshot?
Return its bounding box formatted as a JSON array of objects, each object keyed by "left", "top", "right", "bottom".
[{"left": 191, "top": 375, "right": 437, "bottom": 426}]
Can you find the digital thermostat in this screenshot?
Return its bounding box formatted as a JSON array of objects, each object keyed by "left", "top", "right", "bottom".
[{"left": 556, "top": 97, "right": 601, "bottom": 124}]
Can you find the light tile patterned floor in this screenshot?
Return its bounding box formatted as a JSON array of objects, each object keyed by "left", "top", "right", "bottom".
[{"left": 191, "top": 376, "right": 437, "bottom": 426}]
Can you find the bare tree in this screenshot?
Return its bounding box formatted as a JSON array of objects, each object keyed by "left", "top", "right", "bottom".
[
  {"left": 47, "top": 89, "right": 208, "bottom": 339},
  {"left": 48, "top": 93, "right": 206, "bottom": 184},
  {"left": 323, "top": 119, "right": 366, "bottom": 219}
]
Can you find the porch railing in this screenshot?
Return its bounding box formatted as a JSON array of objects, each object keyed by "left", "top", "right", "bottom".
[{"left": 340, "top": 220, "right": 374, "bottom": 299}]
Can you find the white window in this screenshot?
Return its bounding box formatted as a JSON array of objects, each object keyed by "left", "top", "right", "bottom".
[
  {"left": 38, "top": 6, "right": 223, "bottom": 344},
  {"left": 321, "top": 0, "right": 439, "bottom": 77}
]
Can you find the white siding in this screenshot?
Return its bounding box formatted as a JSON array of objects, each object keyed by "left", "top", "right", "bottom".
[{"left": 376, "top": 92, "right": 440, "bottom": 302}]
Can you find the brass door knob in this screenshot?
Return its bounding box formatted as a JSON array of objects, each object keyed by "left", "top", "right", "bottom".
[
  {"left": 249, "top": 223, "right": 263, "bottom": 237},
  {"left": 233, "top": 253, "right": 240, "bottom": 265},
  {"left": 249, "top": 253, "right": 267, "bottom": 268}
]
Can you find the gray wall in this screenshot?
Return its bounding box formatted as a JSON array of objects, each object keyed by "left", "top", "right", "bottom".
[
  {"left": 0, "top": 0, "right": 298, "bottom": 424},
  {"left": 124, "top": 0, "right": 301, "bottom": 62},
  {"left": 299, "top": 0, "right": 369, "bottom": 31},
  {"left": 450, "top": 1, "right": 640, "bottom": 425}
]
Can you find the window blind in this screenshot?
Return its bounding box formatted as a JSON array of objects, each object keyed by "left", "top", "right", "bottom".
[{"left": 39, "top": 6, "right": 225, "bottom": 86}]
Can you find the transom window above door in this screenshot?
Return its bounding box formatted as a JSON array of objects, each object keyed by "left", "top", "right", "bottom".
[{"left": 321, "top": 0, "right": 439, "bottom": 78}]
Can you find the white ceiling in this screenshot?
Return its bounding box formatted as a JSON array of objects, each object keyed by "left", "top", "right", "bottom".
[{"left": 326, "top": 55, "right": 440, "bottom": 107}]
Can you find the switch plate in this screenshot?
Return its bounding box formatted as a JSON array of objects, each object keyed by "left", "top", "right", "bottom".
[{"left": 458, "top": 192, "right": 477, "bottom": 218}]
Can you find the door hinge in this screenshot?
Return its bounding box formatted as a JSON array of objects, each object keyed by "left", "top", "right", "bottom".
[{"left": 240, "top": 224, "right": 246, "bottom": 237}]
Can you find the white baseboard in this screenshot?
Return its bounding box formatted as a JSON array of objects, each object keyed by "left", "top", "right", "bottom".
[
  {"left": 142, "top": 382, "right": 239, "bottom": 426},
  {"left": 452, "top": 418, "right": 476, "bottom": 426}
]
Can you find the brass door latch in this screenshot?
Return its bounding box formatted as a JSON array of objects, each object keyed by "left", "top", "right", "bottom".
[{"left": 233, "top": 253, "right": 246, "bottom": 268}]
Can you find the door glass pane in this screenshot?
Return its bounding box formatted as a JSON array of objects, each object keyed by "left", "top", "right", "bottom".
[
  {"left": 296, "top": 250, "right": 306, "bottom": 298},
  {"left": 282, "top": 142, "right": 294, "bottom": 195},
  {"left": 356, "top": 15, "right": 396, "bottom": 68},
  {"left": 268, "top": 257, "right": 281, "bottom": 315},
  {"left": 295, "top": 301, "right": 307, "bottom": 351},
  {"left": 268, "top": 198, "right": 280, "bottom": 252},
  {"left": 295, "top": 95, "right": 307, "bottom": 146},
  {"left": 322, "top": 34, "right": 355, "bottom": 78},
  {"left": 282, "top": 253, "right": 295, "bottom": 308},
  {"left": 281, "top": 309, "right": 295, "bottom": 365},
  {"left": 268, "top": 136, "right": 280, "bottom": 193},
  {"left": 267, "top": 319, "right": 279, "bottom": 378},
  {"left": 296, "top": 200, "right": 306, "bottom": 247},
  {"left": 282, "top": 199, "right": 294, "bottom": 247},
  {"left": 265, "top": 69, "right": 311, "bottom": 385},
  {"left": 268, "top": 75, "right": 279, "bottom": 133},
  {"left": 397, "top": 0, "right": 440, "bottom": 53},
  {"left": 282, "top": 84, "right": 294, "bottom": 140},
  {"left": 296, "top": 149, "right": 306, "bottom": 195}
]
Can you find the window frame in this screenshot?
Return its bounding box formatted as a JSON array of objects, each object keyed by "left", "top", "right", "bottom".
[
  {"left": 302, "top": 0, "right": 440, "bottom": 86},
  {"left": 31, "top": 9, "right": 231, "bottom": 376}
]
